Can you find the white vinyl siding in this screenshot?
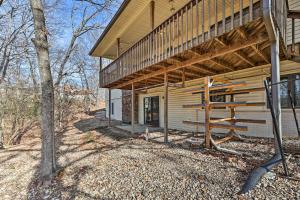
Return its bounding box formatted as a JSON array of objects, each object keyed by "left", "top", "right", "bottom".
[
  {"left": 287, "top": 0, "right": 300, "bottom": 45},
  {"left": 105, "top": 89, "right": 122, "bottom": 121},
  {"left": 138, "top": 60, "right": 300, "bottom": 138}
]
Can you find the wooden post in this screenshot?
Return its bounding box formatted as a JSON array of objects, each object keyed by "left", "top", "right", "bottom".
[
  {"left": 271, "top": 30, "right": 282, "bottom": 154},
  {"left": 108, "top": 89, "right": 112, "bottom": 126},
  {"left": 131, "top": 83, "right": 135, "bottom": 134},
  {"left": 164, "top": 72, "right": 168, "bottom": 143},
  {"left": 204, "top": 76, "right": 211, "bottom": 148}
]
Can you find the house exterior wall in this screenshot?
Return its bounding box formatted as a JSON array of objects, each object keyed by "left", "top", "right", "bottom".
[
  {"left": 138, "top": 60, "right": 300, "bottom": 138},
  {"left": 105, "top": 89, "right": 122, "bottom": 121},
  {"left": 287, "top": 0, "right": 300, "bottom": 44}
]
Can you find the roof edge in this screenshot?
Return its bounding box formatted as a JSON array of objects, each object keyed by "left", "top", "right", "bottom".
[{"left": 89, "top": 0, "right": 131, "bottom": 56}]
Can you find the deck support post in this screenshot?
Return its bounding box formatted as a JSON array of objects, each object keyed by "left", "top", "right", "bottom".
[
  {"left": 164, "top": 72, "right": 168, "bottom": 143},
  {"left": 204, "top": 76, "right": 211, "bottom": 148},
  {"left": 271, "top": 29, "right": 282, "bottom": 153},
  {"left": 131, "top": 83, "right": 135, "bottom": 134},
  {"left": 108, "top": 89, "right": 111, "bottom": 127}
]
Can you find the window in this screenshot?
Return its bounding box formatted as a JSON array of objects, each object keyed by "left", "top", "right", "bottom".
[
  {"left": 111, "top": 102, "right": 114, "bottom": 115},
  {"left": 201, "top": 89, "right": 226, "bottom": 108},
  {"left": 267, "top": 74, "right": 300, "bottom": 108}
]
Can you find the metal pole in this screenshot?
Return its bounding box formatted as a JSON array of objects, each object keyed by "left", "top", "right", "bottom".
[
  {"left": 108, "top": 89, "right": 111, "bottom": 126},
  {"left": 271, "top": 29, "right": 282, "bottom": 153},
  {"left": 164, "top": 72, "right": 168, "bottom": 143},
  {"left": 264, "top": 80, "right": 289, "bottom": 176},
  {"left": 131, "top": 83, "right": 135, "bottom": 134}
]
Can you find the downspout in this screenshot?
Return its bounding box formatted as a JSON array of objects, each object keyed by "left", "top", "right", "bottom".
[
  {"left": 240, "top": 0, "right": 286, "bottom": 194},
  {"left": 262, "top": 0, "right": 276, "bottom": 41}
]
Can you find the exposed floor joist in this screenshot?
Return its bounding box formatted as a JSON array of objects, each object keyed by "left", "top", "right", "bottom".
[{"left": 114, "top": 34, "right": 269, "bottom": 89}]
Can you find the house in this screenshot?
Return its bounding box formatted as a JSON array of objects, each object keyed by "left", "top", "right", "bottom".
[{"left": 90, "top": 0, "right": 300, "bottom": 141}]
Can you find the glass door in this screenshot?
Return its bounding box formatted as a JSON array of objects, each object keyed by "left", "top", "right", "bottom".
[{"left": 144, "top": 96, "right": 160, "bottom": 127}]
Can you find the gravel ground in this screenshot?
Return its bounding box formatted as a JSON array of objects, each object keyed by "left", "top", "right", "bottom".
[{"left": 0, "top": 114, "right": 299, "bottom": 200}]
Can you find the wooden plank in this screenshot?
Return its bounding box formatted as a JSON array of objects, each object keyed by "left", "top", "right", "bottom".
[
  {"left": 288, "top": 10, "right": 300, "bottom": 19},
  {"left": 210, "top": 117, "right": 266, "bottom": 124},
  {"left": 182, "top": 104, "right": 205, "bottom": 108},
  {"left": 210, "top": 102, "right": 265, "bottom": 107},
  {"left": 185, "top": 81, "right": 247, "bottom": 93},
  {"left": 193, "top": 87, "right": 265, "bottom": 95},
  {"left": 215, "top": 135, "right": 234, "bottom": 145},
  {"left": 182, "top": 102, "right": 265, "bottom": 108},
  {"left": 210, "top": 118, "right": 232, "bottom": 123},
  {"left": 235, "top": 118, "right": 266, "bottom": 124},
  {"left": 114, "top": 35, "right": 268, "bottom": 89},
  {"left": 183, "top": 120, "right": 248, "bottom": 131},
  {"left": 168, "top": 82, "right": 183, "bottom": 88}
]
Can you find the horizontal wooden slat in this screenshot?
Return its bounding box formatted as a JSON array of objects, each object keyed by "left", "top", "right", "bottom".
[
  {"left": 185, "top": 82, "right": 247, "bottom": 93},
  {"left": 182, "top": 102, "right": 265, "bottom": 108},
  {"left": 210, "top": 117, "right": 266, "bottom": 124},
  {"left": 193, "top": 87, "right": 265, "bottom": 95},
  {"left": 183, "top": 120, "right": 248, "bottom": 131},
  {"left": 210, "top": 102, "right": 265, "bottom": 107}
]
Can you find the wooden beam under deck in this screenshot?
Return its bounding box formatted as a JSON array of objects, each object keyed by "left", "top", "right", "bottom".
[{"left": 113, "top": 34, "right": 269, "bottom": 89}]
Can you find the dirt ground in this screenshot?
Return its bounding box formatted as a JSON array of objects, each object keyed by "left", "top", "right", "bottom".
[{"left": 0, "top": 113, "right": 299, "bottom": 200}]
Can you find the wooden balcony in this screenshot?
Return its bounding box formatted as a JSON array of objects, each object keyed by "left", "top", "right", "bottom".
[{"left": 100, "top": 0, "right": 288, "bottom": 90}]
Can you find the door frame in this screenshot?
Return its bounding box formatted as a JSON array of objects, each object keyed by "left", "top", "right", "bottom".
[{"left": 143, "top": 96, "right": 160, "bottom": 127}]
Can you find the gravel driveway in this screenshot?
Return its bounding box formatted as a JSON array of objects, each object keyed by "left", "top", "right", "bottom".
[{"left": 0, "top": 115, "right": 299, "bottom": 200}]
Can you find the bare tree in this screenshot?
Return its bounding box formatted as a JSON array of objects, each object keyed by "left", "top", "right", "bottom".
[{"left": 29, "top": 0, "right": 56, "bottom": 181}]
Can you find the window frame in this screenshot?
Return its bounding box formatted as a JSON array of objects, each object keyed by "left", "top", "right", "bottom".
[
  {"left": 267, "top": 73, "right": 300, "bottom": 109},
  {"left": 201, "top": 89, "right": 227, "bottom": 109}
]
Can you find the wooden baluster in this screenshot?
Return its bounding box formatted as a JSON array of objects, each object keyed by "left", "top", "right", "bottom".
[
  {"left": 292, "top": 18, "right": 295, "bottom": 53},
  {"left": 169, "top": 19, "right": 171, "bottom": 57},
  {"left": 155, "top": 26, "right": 160, "bottom": 63},
  {"left": 147, "top": 36, "right": 150, "bottom": 66},
  {"left": 162, "top": 24, "right": 165, "bottom": 60},
  {"left": 202, "top": 0, "right": 205, "bottom": 42},
  {"left": 249, "top": 0, "right": 253, "bottom": 21},
  {"left": 177, "top": 12, "right": 179, "bottom": 54},
  {"left": 207, "top": 0, "right": 211, "bottom": 39},
  {"left": 196, "top": 0, "right": 199, "bottom": 45},
  {"left": 139, "top": 41, "right": 141, "bottom": 70},
  {"left": 134, "top": 44, "right": 136, "bottom": 72},
  {"left": 191, "top": 1, "right": 194, "bottom": 47},
  {"left": 181, "top": 9, "right": 184, "bottom": 52},
  {"left": 231, "top": 0, "right": 234, "bottom": 30},
  {"left": 142, "top": 39, "right": 144, "bottom": 68},
  {"left": 186, "top": 5, "right": 189, "bottom": 50},
  {"left": 155, "top": 29, "right": 158, "bottom": 63},
  {"left": 222, "top": 0, "right": 225, "bottom": 34},
  {"left": 215, "top": 0, "right": 218, "bottom": 37},
  {"left": 173, "top": 15, "right": 175, "bottom": 56},
  {"left": 239, "top": 0, "right": 243, "bottom": 26}
]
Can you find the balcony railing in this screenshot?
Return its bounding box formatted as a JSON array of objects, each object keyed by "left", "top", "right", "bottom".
[{"left": 100, "top": 0, "right": 288, "bottom": 88}]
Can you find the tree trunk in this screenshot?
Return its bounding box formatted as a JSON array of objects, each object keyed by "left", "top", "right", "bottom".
[{"left": 29, "top": 0, "right": 56, "bottom": 181}]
